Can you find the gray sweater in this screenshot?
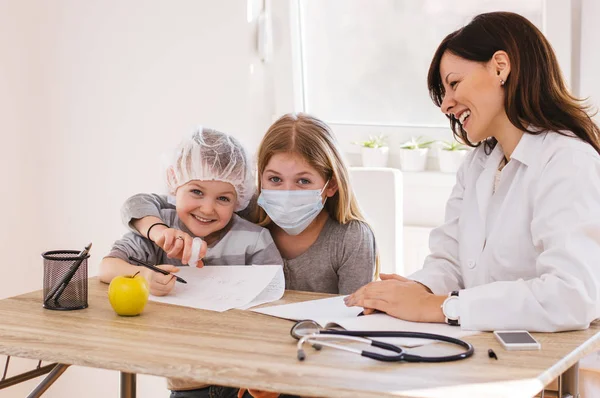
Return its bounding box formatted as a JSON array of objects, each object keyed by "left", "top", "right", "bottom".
[
  {"left": 111, "top": 196, "right": 283, "bottom": 267},
  {"left": 120, "top": 194, "right": 376, "bottom": 294}
]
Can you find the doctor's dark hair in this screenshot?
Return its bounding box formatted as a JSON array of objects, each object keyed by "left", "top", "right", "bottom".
[
  {"left": 253, "top": 112, "right": 380, "bottom": 278},
  {"left": 427, "top": 11, "right": 600, "bottom": 154}
]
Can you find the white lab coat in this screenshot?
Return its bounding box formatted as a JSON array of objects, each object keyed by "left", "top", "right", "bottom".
[{"left": 410, "top": 130, "right": 600, "bottom": 332}]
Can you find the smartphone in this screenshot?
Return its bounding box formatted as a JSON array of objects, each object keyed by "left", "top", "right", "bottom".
[{"left": 493, "top": 330, "right": 541, "bottom": 351}]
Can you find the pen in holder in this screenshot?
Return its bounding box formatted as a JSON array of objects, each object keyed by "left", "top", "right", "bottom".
[{"left": 42, "top": 244, "right": 91, "bottom": 310}]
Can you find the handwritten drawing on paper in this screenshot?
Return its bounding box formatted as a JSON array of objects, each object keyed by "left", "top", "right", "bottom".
[{"left": 150, "top": 265, "right": 284, "bottom": 312}]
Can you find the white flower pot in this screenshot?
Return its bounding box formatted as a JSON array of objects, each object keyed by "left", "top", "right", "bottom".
[
  {"left": 399, "top": 148, "right": 429, "bottom": 172},
  {"left": 438, "top": 149, "right": 469, "bottom": 173},
  {"left": 361, "top": 146, "right": 389, "bottom": 167}
]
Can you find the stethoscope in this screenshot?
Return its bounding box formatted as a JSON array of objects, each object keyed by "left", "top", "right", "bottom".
[{"left": 290, "top": 320, "right": 474, "bottom": 362}]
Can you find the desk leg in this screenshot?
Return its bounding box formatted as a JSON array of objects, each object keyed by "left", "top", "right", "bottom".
[
  {"left": 0, "top": 363, "right": 57, "bottom": 390},
  {"left": 560, "top": 361, "right": 579, "bottom": 398},
  {"left": 27, "top": 363, "right": 69, "bottom": 398},
  {"left": 120, "top": 372, "right": 136, "bottom": 398}
]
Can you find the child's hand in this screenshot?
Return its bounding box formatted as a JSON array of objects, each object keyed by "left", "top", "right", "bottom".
[
  {"left": 237, "top": 388, "right": 280, "bottom": 398},
  {"left": 152, "top": 228, "right": 188, "bottom": 259},
  {"left": 140, "top": 265, "right": 179, "bottom": 296},
  {"left": 152, "top": 228, "right": 207, "bottom": 266}
]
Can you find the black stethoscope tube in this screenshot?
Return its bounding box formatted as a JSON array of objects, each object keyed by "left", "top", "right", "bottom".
[{"left": 320, "top": 329, "right": 474, "bottom": 362}]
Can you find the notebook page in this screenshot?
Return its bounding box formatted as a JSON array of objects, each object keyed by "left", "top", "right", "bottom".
[
  {"left": 253, "top": 295, "right": 362, "bottom": 324},
  {"left": 150, "top": 265, "right": 284, "bottom": 312}
]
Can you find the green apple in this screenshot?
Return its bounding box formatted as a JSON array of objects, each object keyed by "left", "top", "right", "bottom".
[{"left": 108, "top": 272, "right": 150, "bottom": 316}]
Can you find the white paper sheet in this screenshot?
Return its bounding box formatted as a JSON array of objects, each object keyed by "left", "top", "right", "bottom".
[
  {"left": 150, "top": 265, "right": 284, "bottom": 312},
  {"left": 253, "top": 296, "right": 479, "bottom": 347}
]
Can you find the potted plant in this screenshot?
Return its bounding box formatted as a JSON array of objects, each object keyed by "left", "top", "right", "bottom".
[
  {"left": 353, "top": 135, "right": 389, "bottom": 167},
  {"left": 399, "top": 137, "right": 435, "bottom": 172},
  {"left": 438, "top": 140, "right": 470, "bottom": 173}
]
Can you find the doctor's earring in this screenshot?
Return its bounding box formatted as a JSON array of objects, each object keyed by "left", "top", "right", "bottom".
[{"left": 497, "top": 70, "right": 505, "bottom": 86}]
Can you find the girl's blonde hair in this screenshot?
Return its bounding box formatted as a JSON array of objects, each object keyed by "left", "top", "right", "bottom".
[{"left": 253, "top": 113, "right": 380, "bottom": 278}]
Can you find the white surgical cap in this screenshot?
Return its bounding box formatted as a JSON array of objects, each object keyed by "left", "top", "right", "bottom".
[{"left": 165, "top": 127, "right": 256, "bottom": 211}]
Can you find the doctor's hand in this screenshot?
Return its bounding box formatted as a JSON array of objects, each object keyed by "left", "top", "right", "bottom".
[
  {"left": 151, "top": 228, "right": 207, "bottom": 267},
  {"left": 139, "top": 264, "right": 180, "bottom": 297},
  {"left": 344, "top": 273, "right": 445, "bottom": 323}
]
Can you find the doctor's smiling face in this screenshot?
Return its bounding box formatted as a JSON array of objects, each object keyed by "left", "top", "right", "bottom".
[{"left": 439, "top": 51, "right": 510, "bottom": 144}]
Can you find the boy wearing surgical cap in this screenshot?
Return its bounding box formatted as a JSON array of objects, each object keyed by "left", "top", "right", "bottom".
[
  {"left": 99, "top": 128, "right": 283, "bottom": 397},
  {"left": 99, "top": 127, "right": 283, "bottom": 294}
]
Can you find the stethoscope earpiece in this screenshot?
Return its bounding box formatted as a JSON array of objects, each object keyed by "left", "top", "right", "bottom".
[{"left": 297, "top": 349, "right": 306, "bottom": 361}]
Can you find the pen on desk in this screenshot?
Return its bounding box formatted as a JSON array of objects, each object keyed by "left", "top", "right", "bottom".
[
  {"left": 128, "top": 256, "right": 187, "bottom": 284},
  {"left": 357, "top": 309, "right": 384, "bottom": 317}
]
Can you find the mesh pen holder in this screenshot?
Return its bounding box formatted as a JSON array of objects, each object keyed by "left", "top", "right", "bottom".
[{"left": 42, "top": 250, "right": 89, "bottom": 310}]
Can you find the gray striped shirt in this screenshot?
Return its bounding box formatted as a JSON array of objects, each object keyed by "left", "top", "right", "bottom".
[{"left": 109, "top": 194, "right": 282, "bottom": 267}]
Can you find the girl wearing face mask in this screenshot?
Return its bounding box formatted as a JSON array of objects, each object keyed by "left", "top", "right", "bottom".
[
  {"left": 251, "top": 112, "right": 378, "bottom": 295},
  {"left": 121, "top": 113, "right": 378, "bottom": 296}
]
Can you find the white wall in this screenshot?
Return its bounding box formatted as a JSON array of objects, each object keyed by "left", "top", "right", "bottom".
[
  {"left": 580, "top": 0, "right": 600, "bottom": 119},
  {"left": 0, "top": 0, "right": 42, "bottom": 301},
  {"left": 0, "top": 2, "right": 48, "bottom": 392},
  {"left": 0, "top": 1, "right": 273, "bottom": 397}
]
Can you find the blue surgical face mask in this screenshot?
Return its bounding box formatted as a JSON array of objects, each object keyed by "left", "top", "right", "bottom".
[{"left": 257, "top": 181, "right": 330, "bottom": 235}]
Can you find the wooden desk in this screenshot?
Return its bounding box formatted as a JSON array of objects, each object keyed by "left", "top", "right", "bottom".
[{"left": 0, "top": 278, "right": 598, "bottom": 398}]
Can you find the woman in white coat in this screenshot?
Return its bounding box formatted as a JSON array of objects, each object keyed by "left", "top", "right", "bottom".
[{"left": 345, "top": 11, "right": 600, "bottom": 333}]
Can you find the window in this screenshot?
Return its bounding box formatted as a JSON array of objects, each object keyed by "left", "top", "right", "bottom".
[
  {"left": 271, "top": 0, "right": 572, "bottom": 156},
  {"left": 298, "top": 0, "right": 543, "bottom": 127}
]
